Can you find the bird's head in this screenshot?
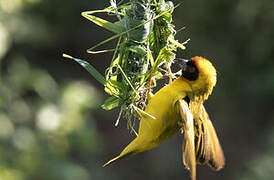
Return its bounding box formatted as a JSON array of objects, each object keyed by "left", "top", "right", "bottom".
[{"left": 174, "top": 56, "right": 217, "bottom": 100}]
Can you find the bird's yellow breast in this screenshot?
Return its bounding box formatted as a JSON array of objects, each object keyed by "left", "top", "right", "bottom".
[{"left": 137, "top": 79, "right": 191, "bottom": 146}]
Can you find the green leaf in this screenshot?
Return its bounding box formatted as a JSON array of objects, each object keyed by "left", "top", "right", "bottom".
[
  {"left": 85, "top": 8, "right": 170, "bottom": 53},
  {"left": 128, "top": 45, "right": 147, "bottom": 56},
  {"left": 101, "top": 96, "right": 121, "bottom": 110},
  {"left": 108, "top": 79, "right": 124, "bottom": 90},
  {"left": 157, "top": 47, "right": 175, "bottom": 64},
  {"left": 63, "top": 54, "right": 106, "bottom": 85},
  {"left": 82, "top": 10, "right": 124, "bottom": 34},
  {"left": 168, "top": 37, "right": 186, "bottom": 50}
]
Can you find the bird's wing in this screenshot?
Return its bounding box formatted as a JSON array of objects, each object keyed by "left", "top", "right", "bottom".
[
  {"left": 195, "top": 104, "right": 225, "bottom": 170},
  {"left": 178, "top": 99, "right": 196, "bottom": 180}
]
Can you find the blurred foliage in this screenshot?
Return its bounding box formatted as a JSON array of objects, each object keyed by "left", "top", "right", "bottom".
[
  {"left": 0, "top": 0, "right": 274, "bottom": 180},
  {"left": 0, "top": 59, "right": 105, "bottom": 179},
  {"left": 0, "top": 59, "right": 100, "bottom": 180},
  {"left": 0, "top": 0, "right": 115, "bottom": 180}
]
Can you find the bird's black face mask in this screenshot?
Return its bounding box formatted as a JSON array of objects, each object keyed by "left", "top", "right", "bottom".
[{"left": 174, "top": 58, "right": 199, "bottom": 81}]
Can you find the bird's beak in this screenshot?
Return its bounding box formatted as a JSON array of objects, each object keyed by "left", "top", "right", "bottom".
[
  {"left": 174, "top": 58, "right": 189, "bottom": 64},
  {"left": 175, "top": 58, "right": 189, "bottom": 63},
  {"left": 174, "top": 58, "right": 189, "bottom": 71}
]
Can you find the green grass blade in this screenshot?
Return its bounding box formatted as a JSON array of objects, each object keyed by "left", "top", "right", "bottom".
[
  {"left": 82, "top": 10, "right": 124, "bottom": 34},
  {"left": 168, "top": 37, "right": 187, "bottom": 50},
  {"left": 85, "top": 9, "right": 171, "bottom": 53},
  {"left": 63, "top": 54, "right": 106, "bottom": 85},
  {"left": 86, "top": 33, "right": 122, "bottom": 53},
  {"left": 86, "top": 49, "right": 115, "bottom": 54},
  {"left": 116, "top": 64, "right": 138, "bottom": 95},
  {"left": 101, "top": 96, "right": 121, "bottom": 110}
]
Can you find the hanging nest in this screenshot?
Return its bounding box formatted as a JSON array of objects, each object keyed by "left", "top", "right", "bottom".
[{"left": 63, "top": 0, "right": 189, "bottom": 132}]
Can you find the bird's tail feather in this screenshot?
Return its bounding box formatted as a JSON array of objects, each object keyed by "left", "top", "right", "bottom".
[
  {"left": 103, "top": 138, "right": 139, "bottom": 167},
  {"left": 103, "top": 154, "right": 125, "bottom": 167}
]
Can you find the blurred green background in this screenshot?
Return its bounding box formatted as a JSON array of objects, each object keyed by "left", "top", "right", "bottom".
[{"left": 0, "top": 0, "right": 274, "bottom": 180}]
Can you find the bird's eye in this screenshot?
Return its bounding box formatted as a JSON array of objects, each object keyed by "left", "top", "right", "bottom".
[
  {"left": 188, "top": 66, "right": 196, "bottom": 73},
  {"left": 183, "top": 60, "right": 199, "bottom": 81}
]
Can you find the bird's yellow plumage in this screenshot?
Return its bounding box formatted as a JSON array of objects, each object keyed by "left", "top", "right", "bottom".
[
  {"left": 103, "top": 78, "right": 190, "bottom": 166},
  {"left": 103, "top": 57, "right": 225, "bottom": 180}
]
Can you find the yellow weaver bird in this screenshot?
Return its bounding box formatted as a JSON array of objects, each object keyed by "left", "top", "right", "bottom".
[{"left": 103, "top": 57, "right": 225, "bottom": 180}]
